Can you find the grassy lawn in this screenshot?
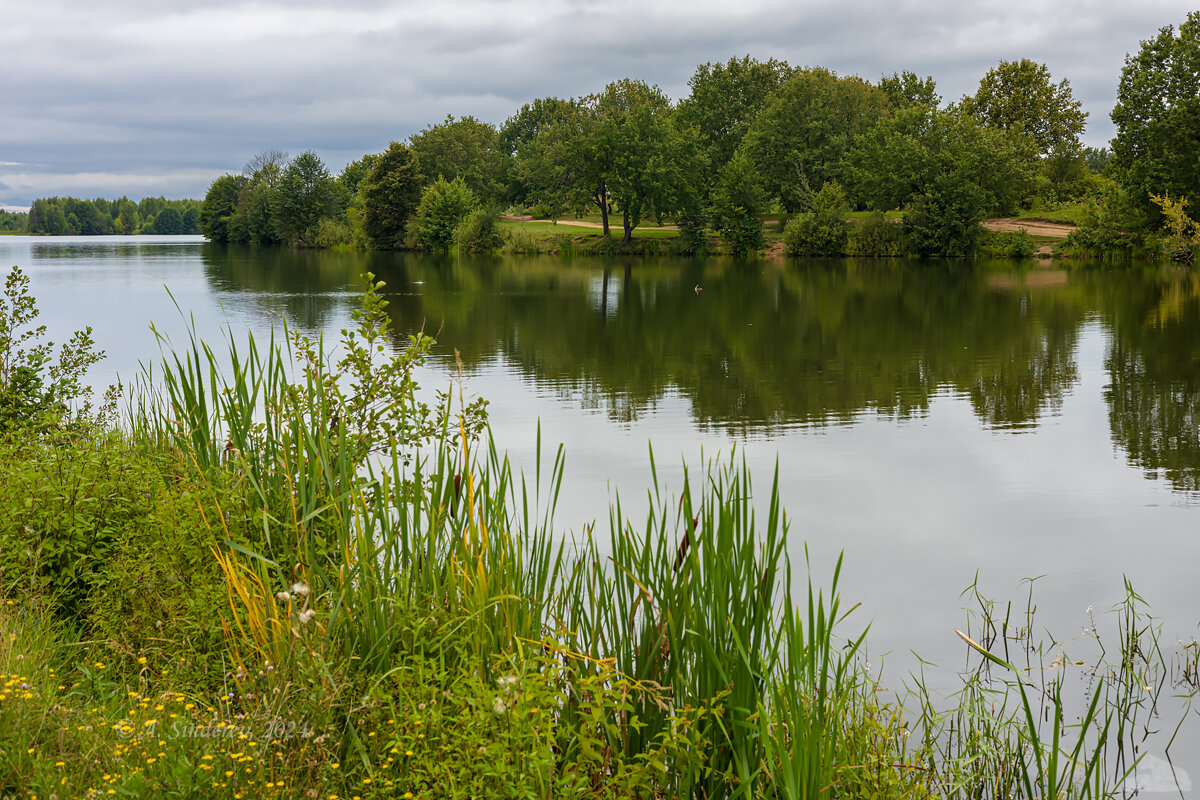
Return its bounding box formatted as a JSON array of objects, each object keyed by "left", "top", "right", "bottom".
[
  {"left": 846, "top": 210, "right": 904, "bottom": 220},
  {"left": 500, "top": 219, "right": 680, "bottom": 239},
  {"left": 1015, "top": 203, "right": 1089, "bottom": 225}
]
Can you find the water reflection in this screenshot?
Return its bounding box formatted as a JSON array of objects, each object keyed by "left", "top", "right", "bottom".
[
  {"left": 1101, "top": 268, "right": 1200, "bottom": 493},
  {"left": 195, "top": 245, "right": 1200, "bottom": 496}
]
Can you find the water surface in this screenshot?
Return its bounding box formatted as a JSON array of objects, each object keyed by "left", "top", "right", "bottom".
[{"left": 5, "top": 236, "right": 1199, "bottom": 785}]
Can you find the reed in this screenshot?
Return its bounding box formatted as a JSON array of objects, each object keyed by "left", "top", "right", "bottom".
[{"left": 111, "top": 272, "right": 1193, "bottom": 798}]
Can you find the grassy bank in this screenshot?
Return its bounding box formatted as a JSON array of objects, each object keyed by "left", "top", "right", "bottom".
[{"left": 1, "top": 269, "right": 1194, "bottom": 798}]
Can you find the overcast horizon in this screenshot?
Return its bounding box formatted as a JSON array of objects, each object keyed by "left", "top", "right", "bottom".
[{"left": 2, "top": 0, "right": 1196, "bottom": 210}]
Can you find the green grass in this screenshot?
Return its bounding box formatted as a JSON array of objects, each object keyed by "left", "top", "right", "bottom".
[
  {"left": 501, "top": 219, "right": 680, "bottom": 238},
  {"left": 1015, "top": 203, "right": 1088, "bottom": 225},
  {"left": 846, "top": 210, "right": 904, "bottom": 221}
]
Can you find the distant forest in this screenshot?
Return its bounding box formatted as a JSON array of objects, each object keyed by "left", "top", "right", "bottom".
[{"left": 15, "top": 197, "right": 201, "bottom": 236}]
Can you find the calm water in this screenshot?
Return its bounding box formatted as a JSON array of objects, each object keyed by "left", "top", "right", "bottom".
[{"left": 5, "top": 236, "right": 1199, "bottom": 784}]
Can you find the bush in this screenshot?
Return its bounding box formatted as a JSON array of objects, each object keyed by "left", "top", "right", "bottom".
[
  {"left": 1060, "top": 179, "right": 1146, "bottom": 256},
  {"left": 710, "top": 152, "right": 767, "bottom": 257},
  {"left": 783, "top": 182, "right": 849, "bottom": 256},
  {"left": 846, "top": 211, "right": 909, "bottom": 256},
  {"left": 903, "top": 177, "right": 991, "bottom": 257},
  {"left": 454, "top": 207, "right": 507, "bottom": 253},
  {"left": 412, "top": 177, "right": 478, "bottom": 251},
  {"left": 978, "top": 230, "right": 1038, "bottom": 258},
  {"left": 675, "top": 203, "right": 710, "bottom": 255},
  {"left": 502, "top": 228, "right": 550, "bottom": 254},
  {"left": 1, "top": 266, "right": 106, "bottom": 432}
]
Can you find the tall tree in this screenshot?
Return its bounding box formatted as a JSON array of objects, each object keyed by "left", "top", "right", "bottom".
[
  {"left": 153, "top": 206, "right": 185, "bottom": 235},
  {"left": 338, "top": 153, "right": 379, "bottom": 197},
  {"left": 410, "top": 115, "right": 507, "bottom": 204},
  {"left": 961, "top": 59, "right": 1086, "bottom": 158},
  {"left": 878, "top": 71, "right": 939, "bottom": 110},
  {"left": 847, "top": 105, "right": 1037, "bottom": 255},
  {"left": 596, "top": 79, "right": 699, "bottom": 244},
  {"left": 1110, "top": 12, "right": 1200, "bottom": 219},
  {"left": 676, "top": 56, "right": 794, "bottom": 187},
  {"left": 271, "top": 151, "right": 345, "bottom": 247},
  {"left": 709, "top": 151, "right": 767, "bottom": 256},
  {"left": 200, "top": 175, "right": 247, "bottom": 243},
  {"left": 502, "top": 97, "right": 576, "bottom": 205},
  {"left": 229, "top": 151, "right": 288, "bottom": 244},
  {"left": 361, "top": 142, "right": 422, "bottom": 250},
  {"left": 520, "top": 82, "right": 702, "bottom": 243},
  {"left": 739, "top": 68, "right": 891, "bottom": 212},
  {"left": 516, "top": 98, "right": 610, "bottom": 228}
]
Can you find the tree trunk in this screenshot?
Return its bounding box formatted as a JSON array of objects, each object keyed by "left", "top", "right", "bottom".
[
  {"left": 622, "top": 207, "right": 632, "bottom": 245},
  {"left": 597, "top": 179, "right": 610, "bottom": 236}
]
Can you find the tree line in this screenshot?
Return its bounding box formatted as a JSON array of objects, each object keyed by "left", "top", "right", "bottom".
[
  {"left": 23, "top": 196, "right": 201, "bottom": 236},
  {"left": 178, "top": 11, "right": 1193, "bottom": 259}
]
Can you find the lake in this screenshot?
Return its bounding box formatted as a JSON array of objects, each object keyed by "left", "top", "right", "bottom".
[{"left": 4, "top": 235, "right": 1198, "bottom": 786}]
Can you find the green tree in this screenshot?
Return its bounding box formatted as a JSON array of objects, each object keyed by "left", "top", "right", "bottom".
[
  {"left": 502, "top": 97, "right": 576, "bottom": 205},
  {"left": 676, "top": 56, "right": 794, "bottom": 187},
  {"left": 961, "top": 59, "right": 1086, "bottom": 158},
  {"left": 515, "top": 98, "right": 608, "bottom": 227},
  {"left": 454, "top": 206, "right": 506, "bottom": 253},
  {"left": 153, "top": 206, "right": 185, "bottom": 234},
  {"left": 338, "top": 153, "right": 379, "bottom": 197},
  {"left": 519, "top": 81, "right": 702, "bottom": 244},
  {"left": 1, "top": 266, "right": 105, "bottom": 430},
  {"left": 847, "top": 106, "right": 1036, "bottom": 255},
  {"left": 27, "top": 199, "right": 69, "bottom": 235},
  {"left": 114, "top": 197, "right": 140, "bottom": 235},
  {"left": 411, "top": 176, "right": 477, "bottom": 250},
  {"left": 361, "top": 141, "right": 422, "bottom": 250},
  {"left": 783, "top": 181, "right": 849, "bottom": 256},
  {"left": 710, "top": 151, "right": 767, "bottom": 256},
  {"left": 199, "top": 175, "right": 247, "bottom": 243},
  {"left": 740, "top": 68, "right": 891, "bottom": 212},
  {"left": 410, "top": 115, "right": 507, "bottom": 204},
  {"left": 878, "top": 71, "right": 939, "bottom": 110},
  {"left": 596, "top": 79, "right": 700, "bottom": 244},
  {"left": 1083, "top": 146, "right": 1111, "bottom": 174},
  {"left": 1110, "top": 12, "right": 1200, "bottom": 219},
  {"left": 272, "top": 151, "right": 346, "bottom": 247},
  {"left": 229, "top": 151, "right": 288, "bottom": 245}
]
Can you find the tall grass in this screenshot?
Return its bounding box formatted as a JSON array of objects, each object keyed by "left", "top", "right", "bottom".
[{"left": 119, "top": 273, "right": 1190, "bottom": 798}]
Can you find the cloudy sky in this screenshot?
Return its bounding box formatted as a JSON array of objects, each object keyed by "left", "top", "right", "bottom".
[{"left": 1, "top": 0, "right": 1194, "bottom": 209}]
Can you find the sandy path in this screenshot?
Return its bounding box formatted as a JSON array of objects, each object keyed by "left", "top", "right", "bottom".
[{"left": 982, "top": 218, "right": 1076, "bottom": 239}]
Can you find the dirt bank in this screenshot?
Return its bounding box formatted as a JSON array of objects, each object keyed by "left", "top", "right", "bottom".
[{"left": 982, "top": 218, "right": 1075, "bottom": 239}]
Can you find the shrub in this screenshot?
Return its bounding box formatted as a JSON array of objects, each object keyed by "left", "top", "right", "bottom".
[
  {"left": 710, "top": 152, "right": 767, "bottom": 257},
  {"left": 0, "top": 266, "right": 106, "bottom": 432},
  {"left": 846, "top": 211, "right": 909, "bottom": 256},
  {"left": 412, "top": 177, "right": 478, "bottom": 251},
  {"left": 1060, "top": 179, "right": 1146, "bottom": 256},
  {"left": 978, "top": 229, "right": 1039, "bottom": 258},
  {"left": 783, "top": 182, "right": 850, "bottom": 256},
  {"left": 675, "top": 203, "right": 710, "bottom": 255},
  {"left": 454, "top": 207, "right": 507, "bottom": 254},
  {"left": 502, "top": 228, "right": 549, "bottom": 254}
]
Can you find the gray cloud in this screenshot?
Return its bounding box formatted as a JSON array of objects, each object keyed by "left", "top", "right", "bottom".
[{"left": 1, "top": 0, "right": 1195, "bottom": 204}]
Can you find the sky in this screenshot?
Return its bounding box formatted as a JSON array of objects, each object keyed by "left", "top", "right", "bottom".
[{"left": 1, "top": 0, "right": 1195, "bottom": 209}]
